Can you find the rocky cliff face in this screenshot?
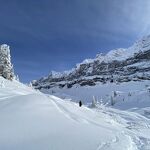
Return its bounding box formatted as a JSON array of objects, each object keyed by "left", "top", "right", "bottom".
[
  {"left": 0, "top": 44, "right": 15, "bottom": 80},
  {"left": 32, "top": 35, "right": 150, "bottom": 89}
]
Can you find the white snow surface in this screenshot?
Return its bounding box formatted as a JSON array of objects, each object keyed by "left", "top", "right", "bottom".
[
  {"left": 41, "top": 80, "right": 150, "bottom": 110},
  {"left": 0, "top": 77, "right": 150, "bottom": 149}
]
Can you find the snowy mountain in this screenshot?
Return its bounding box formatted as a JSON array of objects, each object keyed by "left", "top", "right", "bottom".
[
  {"left": 32, "top": 35, "right": 150, "bottom": 106},
  {"left": 1, "top": 76, "right": 150, "bottom": 150},
  {"left": 33, "top": 35, "right": 150, "bottom": 90}
]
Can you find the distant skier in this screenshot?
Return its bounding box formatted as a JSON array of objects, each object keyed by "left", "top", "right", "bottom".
[{"left": 79, "top": 101, "right": 82, "bottom": 107}]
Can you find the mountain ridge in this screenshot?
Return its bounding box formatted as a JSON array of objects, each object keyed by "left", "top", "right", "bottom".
[{"left": 32, "top": 35, "right": 150, "bottom": 89}]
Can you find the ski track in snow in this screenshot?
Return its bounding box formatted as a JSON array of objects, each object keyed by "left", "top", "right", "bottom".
[
  {"left": 96, "top": 136, "right": 120, "bottom": 150},
  {"left": 50, "top": 95, "right": 118, "bottom": 129},
  {"left": 96, "top": 133, "right": 138, "bottom": 150},
  {"left": 50, "top": 96, "right": 96, "bottom": 125},
  {"left": 49, "top": 95, "right": 150, "bottom": 150},
  {"left": 97, "top": 108, "right": 150, "bottom": 150}
]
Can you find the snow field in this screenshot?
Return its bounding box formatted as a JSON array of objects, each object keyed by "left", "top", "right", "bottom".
[{"left": 0, "top": 77, "right": 150, "bottom": 149}]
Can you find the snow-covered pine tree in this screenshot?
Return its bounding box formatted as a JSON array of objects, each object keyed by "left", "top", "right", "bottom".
[
  {"left": 110, "top": 91, "right": 117, "bottom": 106},
  {"left": 110, "top": 96, "right": 115, "bottom": 106},
  {"left": 91, "top": 96, "right": 97, "bottom": 107},
  {"left": 0, "top": 44, "right": 15, "bottom": 80}
]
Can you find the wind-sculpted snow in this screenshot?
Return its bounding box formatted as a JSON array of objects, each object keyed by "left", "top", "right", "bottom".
[{"left": 1, "top": 77, "right": 150, "bottom": 149}]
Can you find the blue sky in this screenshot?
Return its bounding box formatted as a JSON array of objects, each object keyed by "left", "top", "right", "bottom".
[{"left": 0, "top": 0, "right": 150, "bottom": 82}]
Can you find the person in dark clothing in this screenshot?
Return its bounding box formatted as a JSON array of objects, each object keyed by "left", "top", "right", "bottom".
[{"left": 79, "top": 101, "right": 82, "bottom": 107}]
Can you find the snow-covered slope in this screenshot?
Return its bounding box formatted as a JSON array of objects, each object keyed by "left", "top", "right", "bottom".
[
  {"left": 40, "top": 80, "right": 150, "bottom": 110},
  {"left": 1, "top": 77, "right": 150, "bottom": 149}
]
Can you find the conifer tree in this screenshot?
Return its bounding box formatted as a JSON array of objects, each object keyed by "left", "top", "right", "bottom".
[{"left": 0, "top": 44, "right": 15, "bottom": 80}]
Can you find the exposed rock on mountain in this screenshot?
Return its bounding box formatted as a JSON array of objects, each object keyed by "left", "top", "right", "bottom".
[
  {"left": 32, "top": 35, "right": 150, "bottom": 89},
  {"left": 0, "top": 44, "right": 15, "bottom": 80}
]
